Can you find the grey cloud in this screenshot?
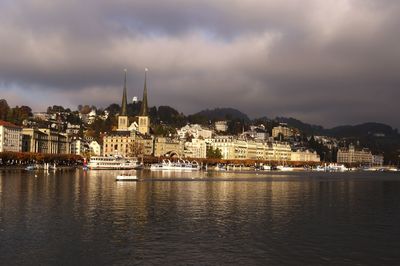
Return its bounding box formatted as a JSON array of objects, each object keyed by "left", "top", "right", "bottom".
[{"left": 0, "top": 0, "right": 399, "bottom": 128}]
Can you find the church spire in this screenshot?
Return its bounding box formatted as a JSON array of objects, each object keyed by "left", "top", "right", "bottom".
[
  {"left": 139, "top": 68, "right": 148, "bottom": 116},
  {"left": 121, "top": 69, "right": 128, "bottom": 116}
]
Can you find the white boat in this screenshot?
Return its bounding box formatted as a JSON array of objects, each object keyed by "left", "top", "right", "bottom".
[
  {"left": 262, "top": 165, "right": 271, "bottom": 171},
  {"left": 150, "top": 159, "right": 200, "bottom": 171},
  {"left": 213, "top": 164, "right": 227, "bottom": 171},
  {"left": 88, "top": 155, "right": 139, "bottom": 170},
  {"left": 116, "top": 175, "right": 138, "bottom": 181},
  {"left": 276, "top": 165, "right": 294, "bottom": 171},
  {"left": 313, "top": 165, "right": 326, "bottom": 172},
  {"left": 326, "top": 163, "right": 348, "bottom": 172}
]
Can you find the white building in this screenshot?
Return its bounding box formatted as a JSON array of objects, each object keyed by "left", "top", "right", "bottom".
[
  {"left": 206, "top": 136, "right": 235, "bottom": 159},
  {"left": 0, "top": 121, "right": 22, "bottom": 152},
  {"left": 87, "top": 109, "right": 97, "bottom": 124},
  {"left": 71, "top": 138, "right": 88, "bottom": 155},
  {"left": 178, "top": 124, "right": 213, "bottom": 140},
  {"left": 272, "top": 124, "right": 294, "bottom": 139},
  {"left": 206, "top": 136, "right": 292, "bottom": 162},
  {"left": 184, "top": 138, "right": 207, "bottom": 159},
  {"left": 89, "top": 141, "right": 102, "bottom": 156},
  {"left": 337, "top": 145, "right": 373, "bottom": 165},
  {"left": 215, "top": 121, "right": 228, "bottom": 132},
  {"left": 264, "top": 142, "right": 292, "bottom": 161},
  {"left": 291, "top": 149, "right": 320, "bottom": 162},
  {"left": 66, "top": 123, "right": 81, "bottom": 135},
  {"left": 33, "top": 112, "right": 49, "bottom": 121}
]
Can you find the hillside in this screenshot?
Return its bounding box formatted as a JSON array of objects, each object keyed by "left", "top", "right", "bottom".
[{"left": 187, "top": 108, "right": 250, "bottom": 125}]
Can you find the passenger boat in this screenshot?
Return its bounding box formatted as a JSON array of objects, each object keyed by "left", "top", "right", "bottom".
[
  {"left": 150, "top": 159, "right": 200, "bottom": 171},
  {"left": 88, "top": 155, "right": 140, "bottom": 170}
]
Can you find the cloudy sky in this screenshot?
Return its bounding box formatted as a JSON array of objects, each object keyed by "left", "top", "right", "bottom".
[{"left": 0, "top": 0, "right": 399, "bottom": 128}]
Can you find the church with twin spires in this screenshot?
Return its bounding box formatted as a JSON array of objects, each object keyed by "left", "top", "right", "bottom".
[{"left": 102, "top": 69, "right": 153, "bottom": 157}]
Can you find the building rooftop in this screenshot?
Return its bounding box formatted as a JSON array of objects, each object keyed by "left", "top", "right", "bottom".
[
  {"left": 106, "top": 130, "right": 131, "bottom": 137},
  {"left": 0, "top": 120, "right": 20, "bottom": 128}
]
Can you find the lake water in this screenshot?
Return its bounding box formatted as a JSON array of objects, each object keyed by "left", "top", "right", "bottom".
[{"left": 1, "top": 169, "right": 400, "bottom": 265}]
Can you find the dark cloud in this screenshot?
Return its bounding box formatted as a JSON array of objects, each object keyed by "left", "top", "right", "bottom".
[{"left": 0, "top": 0, "right": 399, "bottom": 128}]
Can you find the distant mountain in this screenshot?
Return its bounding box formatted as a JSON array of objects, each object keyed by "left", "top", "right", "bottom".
[
  {"left": 190, "top": 108, "right": 250, "bottom": 122},
  {"left": 274, "top": 118, "right": 399, "bottom": 138},
  {"left": 327, "top": 122, "right": 398, "bottom": 138}
]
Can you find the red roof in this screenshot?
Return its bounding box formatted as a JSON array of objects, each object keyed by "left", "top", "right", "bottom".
[{"left": 0, "top": 120, "right": 20, "bottom": 128}]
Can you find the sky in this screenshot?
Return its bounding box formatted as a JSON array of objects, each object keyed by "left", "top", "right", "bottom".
[{"left": 0, "top": 0, "right": 399, "bottom": 129}]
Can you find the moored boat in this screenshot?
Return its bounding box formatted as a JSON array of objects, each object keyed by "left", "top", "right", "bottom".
[
  {"left": 276, "top": 165, "right": 294, "bottom": 171},
  {"left": 150, "top": 159, "right": 200, "bottom": 171},
  {"left": 88, "top": 155, "right": 139, "bottom": 170}
]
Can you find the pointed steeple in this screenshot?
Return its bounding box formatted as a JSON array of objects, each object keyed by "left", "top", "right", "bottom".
[
  {"left": 121, "top": 69, "right": 128, "bottom": 116},
  {"left": 139, "top": 68, "right": 148, "bottom": 116}
]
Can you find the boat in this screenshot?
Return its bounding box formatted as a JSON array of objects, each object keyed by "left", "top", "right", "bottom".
[
  {"left": 150, "top": 159, "right": 200, "bottom": 171},
  {"left": 88, "top": 155, "right": 140, "bottom": 170},
  {"left": 116, "top": 175, "right": 138, "bottom": 181},
  {"left": 214, "top": 164, "right": 227, "bottom": 171},
  {"left": 326, "top": 163, "right": 348, "bottom": 172},
  {"left": 262, "top": 165, "right": 271, "bottom": 171},
  {"left": 25, "top": 165, "right": 38, "bottom": 171},
  {"left": 276, "top": 165, "right": 294, "bottom": 171},
  {"left": 313, "top": 165, "right": 326, "bottom": 172}
]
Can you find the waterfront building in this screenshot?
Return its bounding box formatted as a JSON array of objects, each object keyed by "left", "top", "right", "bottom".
[
  {"left": 337, "top": 144, "right": 373, "bottom": 165},
  {"left": 103, "top": 131, "right": 132, "bottom": 157},
  {"left": 264, "top": 142, "right": 292, "bottom": 161},
  {"left": 22, "top": 128, "right": 70, "bottom": 154},
  {"left": 70, "top": 137, "right": 88, "bottom": 155},
  {"left": 234, "top": 139, "right": 248, "bottom": 159},
  {"left": 206, "top": 135, "right": 292, "bottom": 162},
  {"left": 154, "top": 137, "right": 184, "bottom": 157},
  {"left": 38, "top": 128, "right": 70, "bottom": 154},
  {"left": 0, "top": 121, "right": 22, "bottom": 152},
  {"left": 291, "top": 149, "right": 320, "bottom": 162},
  {"left": 272, "top": 124, "right": 294, "bottom": 139},
  {"left": 22, "top": 128, "right": 48, "bottom": 153},
  {"left": 177, "top": 124, "right": 213, "bottom": 140},
  {"left": 136, "top": 135, "right": 154, "bottom": 157},
  {"left": 184, "top": 138, "right": 207, "bottom": 158},
  {"left": 215, "top": 121, "right": 228, "bottom": 132},
  {"left": 89, "top": 141, "right": 102, "bottom": 156},
  {"left": 206, "top": 136, "right": 235, "bottom": 159},
  {"left": 103, "top": 131, "right": 154, "bottom": 157},
  {"left": 245, "top": 141, "right": 258, "bottom": 160}
]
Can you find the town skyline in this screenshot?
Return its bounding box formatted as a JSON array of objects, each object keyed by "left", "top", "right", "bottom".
[{"left": 1, "top": 0, "right": 399, "bottom": 129}]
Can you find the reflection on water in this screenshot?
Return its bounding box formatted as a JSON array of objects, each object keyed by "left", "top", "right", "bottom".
[{"left": 1, "top": 169, "right": 400, "bottom": 264}]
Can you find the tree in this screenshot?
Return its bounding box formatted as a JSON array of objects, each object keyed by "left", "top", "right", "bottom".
[
  {"left": 105, "top": 103, "right": 120, "bottom": 115},
  {"left": 129, "top": 141, "right": 145, "bottom": 158},
  {"left": 0, "top": 99, "right": 10, "bottom": 120},
  {"left": 207, "top": 147, "right": 222, "bottom": 159},
  {"left": 47, "top": 105, "right": 66, "bottom": 114}
]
